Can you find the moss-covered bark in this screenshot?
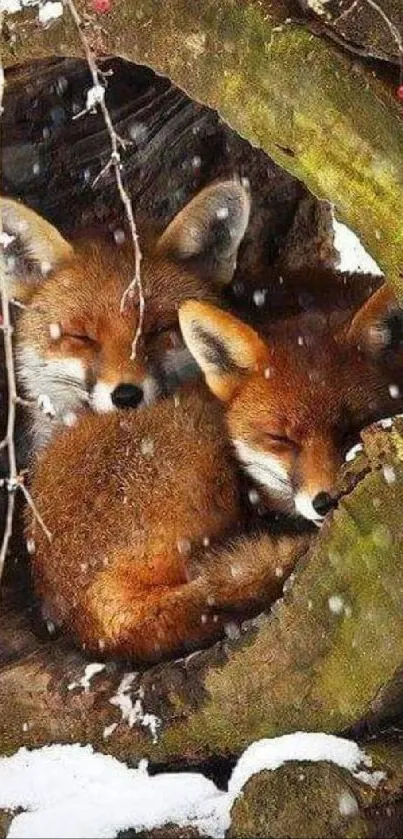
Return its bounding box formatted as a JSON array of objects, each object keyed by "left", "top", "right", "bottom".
[{"left": 2, "top": 0, "right": 403, "bottom": 293}]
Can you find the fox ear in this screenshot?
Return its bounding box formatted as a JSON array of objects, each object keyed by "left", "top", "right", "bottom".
[
  {"left": 179, "top": 300, "right": 269, "bottom": 400},
  {"left": 1, "top": 197, "right": 73, "bottom": 300},
  {"left": 347, "top": 284, "right": 403, "bottom": 356},
  {"left": 156, "top": 179, "right": 251, "bottom": 286}
]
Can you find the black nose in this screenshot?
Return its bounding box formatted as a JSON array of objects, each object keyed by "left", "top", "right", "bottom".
[
  {"left": 111, "top": 383, "right": 143, "bottom": 409},
  {"left": 312, "top": 492, "right": 335, "bottom": 517}
]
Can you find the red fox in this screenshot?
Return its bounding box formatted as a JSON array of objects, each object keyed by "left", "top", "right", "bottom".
[
  {"left": 28, "top": 287, "right": 403, "bottom": 662},
  {"left": 1, "top": 180, "right": 250, "bottom": 451}
]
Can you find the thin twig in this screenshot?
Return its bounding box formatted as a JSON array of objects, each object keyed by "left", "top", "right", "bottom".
[
  {"left": 63, "top": 0, "right": 144, "bottom": 360},
  {"left": 0, "top": 21, "right": 51, "bottom": 585},
  {"left": 19, "top": 482, "right": 52, "bottom": 543},
  {"left": 0, "top": 30, "right": 18, "bottom": 582}
]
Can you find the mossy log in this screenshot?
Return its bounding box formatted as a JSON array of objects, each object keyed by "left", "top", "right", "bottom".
[
  {"left": 0, "top": 424, "right": 402, "bottom": 765},
  {"left": 2, "top": 0, "right": 403, "bottom": 293}
]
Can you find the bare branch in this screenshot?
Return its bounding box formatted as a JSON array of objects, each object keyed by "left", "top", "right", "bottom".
[
  {"left": 0, "top": 20, "right": 51, "bottom": 584},
  {"left": 19, "top": 482, "right": 52, "bottom": 544},
  {"left": 63, "top": 0, "right": 144, "bottom": 360},
  {"left": 0, "top": 28, "right": 19, "bottom": 581}
]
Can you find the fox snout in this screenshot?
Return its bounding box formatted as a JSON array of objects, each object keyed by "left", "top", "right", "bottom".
[
  {"left": 294, "top": 489, "right": 338, "bottom": 525},
  {"left": 90, "top": 377, "right": 159, "bottom": 413},
  {"left": 293, "top": 436, "right": 343, "bottom": 524}
]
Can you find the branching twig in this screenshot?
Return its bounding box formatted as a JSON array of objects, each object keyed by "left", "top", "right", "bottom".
[
  {"left": 19, "top": 481, "right": 52, "bottom": 543},
  {"left": 0, "top": 20, "right": 51, "bottom": 586},
  {"left": 63, "top": 0, "right": 144, "bottom": 360},
  {"left": 0, "top": 29, "right": 18, "bottom": 582}
]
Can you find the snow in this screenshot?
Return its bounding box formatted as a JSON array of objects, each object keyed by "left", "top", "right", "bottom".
[
  {"left": 109, "top": 673, "right": 161, "bottom": 743},
  {"left": 0, "top": 231, "right": 16, "bottom": 248},
  {"left": 67, "top": 663, "right": 105, "bottom": 693},
  {"left": 0, "top": 733, "right": 384, "bottom": 839},
  {"left": 48, "top": 322, "right": 62, "bottom": 341},
  {"left": 85, "top": 85, "right": 105, "bottom": 112},
  {"left": 388, "top": 384, "right": 400, "bottom": 399},
  {"left": 345, "top": 442, "right": 363, "bottom": 462},
  {"left": 383, "top": 465, "right": 396, "bottom": 485},
  {"left": 0, "top": 0, "right": 63, "bottom": 18},
  {"left": 338, "top": 790, "right": 359, "bottom": 817},
  {"left": 37, "top": 394, "right": 56, "bottom": 418},
  {"left": 0, "top": 0, "right": 36, "bottom": 12},
  {"left": 38, "top": 1, "right": 63, "bottom": 24},
  {"left": 328, "top": 594, "right": 344, "bottom": 615},
  {"left": 332, "top": 215, "right": 383, "bottom": 276}
]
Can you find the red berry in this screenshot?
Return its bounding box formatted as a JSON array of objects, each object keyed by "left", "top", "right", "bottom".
[
  {"left": 397, "top": 85, "right": 403, "bottom": 101},
  {"left": 91, "top": 0, "right": 110, "bottom": 13}
]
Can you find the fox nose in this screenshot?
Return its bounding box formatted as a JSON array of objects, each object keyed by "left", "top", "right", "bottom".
[
  {"left": 312, "top": 492, "right": 335, "bottom": 517},
  {"left": 111, "top": 383, "right": 143, "bottom": 409}
]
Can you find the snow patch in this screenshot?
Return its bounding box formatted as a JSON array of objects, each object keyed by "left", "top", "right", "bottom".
[
  {"left": 345, "top": 442, "right": 363, "bottom": 462},
  {"left": 37, "top": 394, "right": 56, "bottom": 418},
  {"left": 0, "top": 0, "right": 63, "bottom": 18},
  {"left": 67, "top": 663, "right": 106, "bottom": 693},
  {"left": 38, "top": 0, "right": 63, "bottom": 23},
  {"left": 332, "top": 215, "right": 383, "bottom": 276},
  {"left": 109, "top": 673, "right": 161, "bottom": 743},
  {"left": 0, "top": 733, "right": 384, "bottom": 839},
  {"left": 0, "top": 0, "right": 37, "bottom": 12}
]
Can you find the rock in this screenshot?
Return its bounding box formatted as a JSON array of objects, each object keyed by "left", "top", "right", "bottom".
[
  {"left": 228, "top": 740, "right": 403, "bottom": 839},
  {"left": 227, "top": 761, "right": 368, "bottom": 838},
  {"left": 0, "top": 809, "right": 14, "bottom": 839},
  {"left": 119, "top": 826, "right": 202, "bottom": 839}
]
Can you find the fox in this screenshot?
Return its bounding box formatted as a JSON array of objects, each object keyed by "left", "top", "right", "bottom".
[
  {"left": 0, "top": 179, "right": 250, "bottom": 452},
  {"left": 27, "top": 286, "right": 403, "bottom": 662}
]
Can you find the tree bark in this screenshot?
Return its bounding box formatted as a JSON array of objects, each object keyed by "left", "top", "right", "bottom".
[{"left": 2, "top": 0, "right": 403, "bottom": 293}]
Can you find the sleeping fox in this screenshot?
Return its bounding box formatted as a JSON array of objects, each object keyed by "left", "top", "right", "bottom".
[
  {"left": 28, "top": 287, "right": 403, "bottom": 662},
  {"left": 0, "top": 179, "right": 250, "bottom": 451}
]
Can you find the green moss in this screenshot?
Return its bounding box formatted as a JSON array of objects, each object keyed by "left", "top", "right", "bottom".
[{"left": 157, "top": 460, "right": 403, "bottom": 759}]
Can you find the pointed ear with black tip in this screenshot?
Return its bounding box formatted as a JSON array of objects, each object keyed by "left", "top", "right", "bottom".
[
  {"left": 156, "top": 179, "right": 251, "bottom": 286},
  {"left": 179, "top": 300, "right": 269, "bottom": 401},
  {"left": 347, "top": 283, "right": 403, "bottom": 356},
  {"left": 1, "top": 197, "right": 74, "bottom": 301}
]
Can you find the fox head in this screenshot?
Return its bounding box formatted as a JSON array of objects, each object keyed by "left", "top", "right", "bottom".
[
  {"left": 1, "top": 180, "right": 250, "bottom": 448},
  {"left": 180, "top": 288, "right": 403, "bottom": 524}
]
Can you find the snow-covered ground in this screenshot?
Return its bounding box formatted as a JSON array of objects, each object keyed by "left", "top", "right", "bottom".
[{"left": 0, "top": 733, "right": 384, "bottom": 838}]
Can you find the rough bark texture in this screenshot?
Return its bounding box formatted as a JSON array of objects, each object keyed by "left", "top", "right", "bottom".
[
  {"left": 299, "top": 0, "right": 403, "bottom": 66},
  {"left": 0, "top": 423, "right": 402, "bottom": 766},
  {"left": 1, "top": 0, "right": 402, "bottom": 293}
]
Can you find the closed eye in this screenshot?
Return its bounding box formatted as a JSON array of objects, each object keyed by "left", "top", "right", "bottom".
[
  {"left": 63, "top": 333, "right": 98, "bottom": 346},
  {"left": 266, "top": 433, "right": 292, "bottom": 445}
]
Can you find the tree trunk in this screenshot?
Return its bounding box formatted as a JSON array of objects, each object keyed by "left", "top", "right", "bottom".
[
  {"left": 1, "top": 424, "right": 402, "bottom": 766},
  {"left": 2, "top": 0, "right": 403, "bottom": 293}
]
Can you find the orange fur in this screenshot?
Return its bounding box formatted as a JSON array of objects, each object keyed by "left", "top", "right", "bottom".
[
  {"left": 1, "top": 180, "right": 250, "bottom": 450},
  {"left": 28, "top": 291, "right": 403, "bottom": 662}
]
